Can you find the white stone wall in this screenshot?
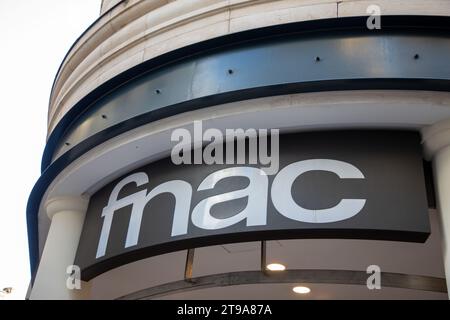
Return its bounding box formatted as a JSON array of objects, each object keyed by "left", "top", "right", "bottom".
[
  {"left": 100, "top": 0, "right": 123, "bottom": 14},
  {"left": 48, "top": 0, "right": 450, "bottom": 135}
]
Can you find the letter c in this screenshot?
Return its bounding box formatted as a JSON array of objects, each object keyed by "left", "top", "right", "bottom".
[{"left": 271, "top": 159, "right": 366, "bottom": 223}]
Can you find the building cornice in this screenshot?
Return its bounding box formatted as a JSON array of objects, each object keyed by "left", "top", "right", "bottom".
[{"left": 48, "top": 0, "right": 450, "bottom": 135}]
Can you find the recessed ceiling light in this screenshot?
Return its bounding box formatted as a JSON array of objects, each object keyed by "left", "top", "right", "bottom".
[
  {"left": 293, "top": 286, "right": 311, "bottom": 294},
  {"left": 266, "top": 263, "right": 286, "bottom": 271}
]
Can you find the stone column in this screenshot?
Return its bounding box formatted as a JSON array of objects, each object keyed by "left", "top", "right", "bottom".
[
  {"left": 29, "top": 196, "right": 90, "bottom": 300},
  {"left": 423, "top": 118, "right": 450, "bottom": 299}
]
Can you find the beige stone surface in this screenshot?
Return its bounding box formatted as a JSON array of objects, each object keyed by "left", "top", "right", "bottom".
[
  {"left": 101, "top": 0, "right": 127, "bottom": 15},
  {"left": 48, "top": 0, "right": 450, "bottom": 134},
  {"left": 230, "top": 2, "right": 337, "bottom": 32},
  {"left": 338, "top": 0, "right": 450, "bottom": 17}
]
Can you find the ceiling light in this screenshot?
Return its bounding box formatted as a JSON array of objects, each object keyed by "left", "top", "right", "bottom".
[
  {"left": 293, "top": 286, "right": 311, "bottom": 294},
  {"left": 266, "top": 263, "right": 286, "bottom": 271}
]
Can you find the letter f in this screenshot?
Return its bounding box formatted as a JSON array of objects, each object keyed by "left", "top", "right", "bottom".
[{"left": 96, "top": 172, "right": 149, "bottom": 258}]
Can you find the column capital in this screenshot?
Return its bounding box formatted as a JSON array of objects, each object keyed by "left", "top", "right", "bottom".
[
  {"left": 45, "top": 196, "right": 89, "bottom": 220},
  {"left": 422, "top": 118, "right": 450, "bottom": 160}
]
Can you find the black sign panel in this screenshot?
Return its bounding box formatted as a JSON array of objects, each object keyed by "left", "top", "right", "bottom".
[{"left": 75, "top": 131, "right": 430, "bottom": 280}]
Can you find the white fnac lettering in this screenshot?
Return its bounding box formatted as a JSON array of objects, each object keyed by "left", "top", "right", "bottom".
[{"left": 96, "top": 159, "right": 366, "bottom": 258}]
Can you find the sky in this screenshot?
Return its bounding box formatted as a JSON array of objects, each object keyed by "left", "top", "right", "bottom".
[{"left": 0, "top": 0, "right": 101, "bottom": 300}]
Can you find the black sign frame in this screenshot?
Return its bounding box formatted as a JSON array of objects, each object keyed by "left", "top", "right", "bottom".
[{"left": 75, "top": 131, "right": 430, "bottom": 280}]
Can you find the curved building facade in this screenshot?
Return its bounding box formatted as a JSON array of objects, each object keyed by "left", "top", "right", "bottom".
[{"left": 28, "top": 0, "right": 450, "bottom": 299}]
